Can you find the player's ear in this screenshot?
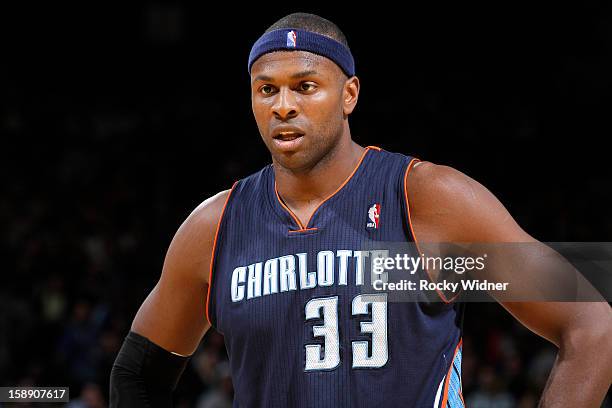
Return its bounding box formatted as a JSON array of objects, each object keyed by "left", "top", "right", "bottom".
[{"left": 342, "top": 75, "right": 360, "bottom": 116}]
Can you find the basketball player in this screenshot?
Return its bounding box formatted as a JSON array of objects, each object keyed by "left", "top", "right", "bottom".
[{"left": 110, "top": 13, "right": 612, "bottom": 407}]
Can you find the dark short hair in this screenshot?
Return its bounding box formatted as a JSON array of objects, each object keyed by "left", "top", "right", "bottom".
[{"left": 264, "top": 12, "right": 350, "bottom": 50}]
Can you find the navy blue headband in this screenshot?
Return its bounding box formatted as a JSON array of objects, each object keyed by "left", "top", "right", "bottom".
[{"left": 248, "top": 28, "right": 355, "bottom": 77}]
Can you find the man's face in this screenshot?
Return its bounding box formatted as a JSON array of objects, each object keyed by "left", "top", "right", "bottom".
[{"left": 251, "top": 51, "right": 353, "bottom": 171}]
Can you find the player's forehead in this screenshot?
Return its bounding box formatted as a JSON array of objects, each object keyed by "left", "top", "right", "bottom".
[{"left": 250, "top": 51, "right": 339, "bottom": 81}]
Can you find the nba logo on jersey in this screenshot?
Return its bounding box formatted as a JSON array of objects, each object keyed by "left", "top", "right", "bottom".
[
  {"left": 287, "top": 30, "right": 297, "bottom": 47},
  {"left": 367, "top": 203, "right": 381, "bottom": 229}
]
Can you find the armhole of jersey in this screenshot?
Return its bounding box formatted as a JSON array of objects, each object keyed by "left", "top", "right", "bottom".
[
  {"left": 205, "top": 181, "right": 239, "bottom": 327},
  {"left": 402, "top": 159, "right": 461, "bottom": 304}
]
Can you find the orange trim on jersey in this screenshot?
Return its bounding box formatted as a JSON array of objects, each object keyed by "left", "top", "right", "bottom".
[
  {"left": 205, "top": 182, "right": 238, "bottom": 326},
  {"left": 403, "top": 159, "right": 461, "bottom": 304},
  {"left": 288, "top": 227, "right": 319, "bottom": 233},
  {"left": 274, "top": 183, "right": 307, "bottom": 230},
  {"left": 303, "top": 146, "right": 371, "bottom": 227},
  {"left": 274, "top": 146, "right": 374, "bottom": 231},
  {"left": 440, "top": 338, "right": 463, "bottom": 408}
]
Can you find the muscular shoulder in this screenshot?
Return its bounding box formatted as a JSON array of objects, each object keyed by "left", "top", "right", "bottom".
[
  {"left": 163, "top": 189, "right": 232, "bottom": 285},
  {"left": 408, "top": 161, "right": 478, "bottom": 209},
  {"left": 189, "top": 189, "right": 232, "bottom": 233},
  {"left": 406, "top": 161, "right": 528, "bottom": 242}
]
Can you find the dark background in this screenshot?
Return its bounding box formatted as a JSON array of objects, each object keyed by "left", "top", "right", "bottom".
[{"left": 1, "top": 2, "right": 610, "bottom": 407}]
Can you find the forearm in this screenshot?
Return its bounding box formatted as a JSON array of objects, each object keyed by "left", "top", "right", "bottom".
[
  {"left": 109, "top": 331, "right": 190, "bottom": 408},
  {"left": 538, "top": 329, "right": 612, "bottom": 407},
  {"left": 110, "top": 363, "right": 167, "bottom": 408}
]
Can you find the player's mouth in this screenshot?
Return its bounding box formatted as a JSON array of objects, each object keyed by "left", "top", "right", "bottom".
[{"left": 272, "top": 129, "right": 305, "bottom": 150}]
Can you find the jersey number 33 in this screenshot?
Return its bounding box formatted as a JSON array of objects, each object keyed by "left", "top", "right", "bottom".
[{"left": 304, "top": 293, "right": 388, "bottom": 371}]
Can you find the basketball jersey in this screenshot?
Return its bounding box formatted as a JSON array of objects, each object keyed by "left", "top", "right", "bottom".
[{"left": 207, "top": 146, "right": 464, "bottom": 408}]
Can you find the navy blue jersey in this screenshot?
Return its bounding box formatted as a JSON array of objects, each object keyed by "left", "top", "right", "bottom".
[{"left": 207, "top": 146, "right": 464, "bottom": 407}]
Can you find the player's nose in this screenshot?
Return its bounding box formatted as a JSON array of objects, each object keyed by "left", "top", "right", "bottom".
[{"left": 272, "top": 87, "right": 299, "bottom": 121}]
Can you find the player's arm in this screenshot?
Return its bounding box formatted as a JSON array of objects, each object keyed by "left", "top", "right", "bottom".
[
  {"left": 109, "top": 189, "right": 230, "bottom": 408},
  {"left": 407, "top": 162, "right": 612, "bottom": 407}
]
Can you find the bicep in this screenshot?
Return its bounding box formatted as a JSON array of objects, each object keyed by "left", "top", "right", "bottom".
[
  {"left": 131, "top": 269, "right": 211, "bottom": 357},
  {"left": 447, "top": 175, "right": 608, "bottom": 345},
  {"left": 131, "top": 190, "right": 229, "bottom": 356},
  {"left": 408, "top": 163, "right": 608, "bottom": 346}
]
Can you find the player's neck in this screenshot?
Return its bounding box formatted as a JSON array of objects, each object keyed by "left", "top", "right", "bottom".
[{"left": 274, "top": 137, "right": 365, "bottom": 217}]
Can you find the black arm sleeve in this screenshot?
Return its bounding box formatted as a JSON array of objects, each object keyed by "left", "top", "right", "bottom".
[{"left": 109, "top": 331, "right": 191, "bottom": 408}]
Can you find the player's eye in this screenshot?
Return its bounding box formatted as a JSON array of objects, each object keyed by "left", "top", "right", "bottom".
[
  {"left": 259, "top": 85, "right": 276, "bottom": 95},
  {"left": 299, "top": 82, "right": 317, "bottom": 92}
]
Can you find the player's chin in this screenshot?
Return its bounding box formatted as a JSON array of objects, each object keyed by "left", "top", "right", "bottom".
[{"left": 269, "top": 145, "right": 314, "bottom": 171}]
